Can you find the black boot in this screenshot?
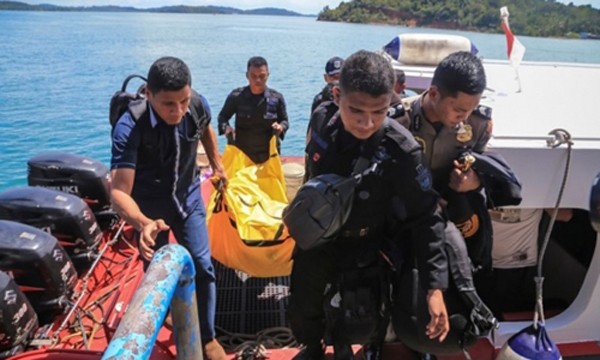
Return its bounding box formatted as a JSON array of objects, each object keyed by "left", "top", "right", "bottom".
[
  {"left": 333, "top": 342, "right": 353, "bottom": 360},
  {"left": 293, "top": 343, "right": 325, "bottom": 360},
  {"left": 418, "top": 353, "right": 438, "bottom": 360},
  {"left": 363, "top": 343, "right": 382, "bottom": 360}
]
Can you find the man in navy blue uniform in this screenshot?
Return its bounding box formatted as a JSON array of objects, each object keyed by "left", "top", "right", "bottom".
[
  {"left": 217, "top": 56, "right": 289, "bottom": 164},
  {"left": 110, "top": 56, "right": 228, "bottom": 360}
]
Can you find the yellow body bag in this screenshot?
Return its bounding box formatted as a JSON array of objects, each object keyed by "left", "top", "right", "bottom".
[{"left": 207, "top": 137, "right": 294, "bottom": 277}]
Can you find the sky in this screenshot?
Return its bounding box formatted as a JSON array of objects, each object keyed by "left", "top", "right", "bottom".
[{"left": 22, "top": 0, "right": 600, "bottom": 15}]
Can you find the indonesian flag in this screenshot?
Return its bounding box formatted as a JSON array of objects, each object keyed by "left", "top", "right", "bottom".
[{"left": 500, "top": 6, "right": 526, "bottom": 68}]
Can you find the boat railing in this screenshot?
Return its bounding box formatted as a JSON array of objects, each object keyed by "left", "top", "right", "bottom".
[
  {"left": 491, "top": 130, "right": 600, "bottom": 150},
  {"left": 493, "top": 135, "right": 600, "bottom": 143},
  {"left": 483, "top": 58, "right": 600, "bottom": 69},
  {"left": 101, "top": 244, "right": 203, "bottom": 360}
]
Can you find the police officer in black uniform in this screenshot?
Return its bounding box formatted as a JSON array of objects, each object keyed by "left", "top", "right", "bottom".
[
  {"left": 288, "top": 50, "right": 450, "bottom": 360},
  {"left": 311, "top": 56, "right": 344, "bottom": 114},
  {"left": 217, "top": 56, "right": 289, "bottom": 164}
]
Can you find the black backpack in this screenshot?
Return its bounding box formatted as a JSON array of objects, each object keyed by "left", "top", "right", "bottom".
[
  {"left": 109, "top": 74, "right": 210, "bottom": 138},
  {"left": 283, "top": 117, "right": 387, "bottom": 251},
  {"left": 391, "top": 224, "right": 498, "bottom": 356},
  {"left": 283, "top": 173, "right": 357, "bottom": 250},
  {"left": 109, "top": 74, "right": 148, "bottom": 129}
]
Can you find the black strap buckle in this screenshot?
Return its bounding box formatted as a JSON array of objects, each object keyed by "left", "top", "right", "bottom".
[{"left": 342, "top": 227, "right": 370, "bottom": 238}]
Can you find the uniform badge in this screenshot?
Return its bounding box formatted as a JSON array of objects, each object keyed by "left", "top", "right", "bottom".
[
  {"left": 415, "top": 164, "right": 432, "bottom": 191},
  {"left": 456, "top": 214, "right": 479, "bottom": 238},
  {"left": 456, "top": 124, "right": 473, "bottom": 143},
  {"left": 474, "top": 104, "right": 493, "bottom": 120},
  {"left": 413, "top": 115, "right": 422, "bottom": 131},
  {"left": 415, "top": 136, "right": 426, "bottom": 154},
  {"left": 312, "top": 153, "right": 321, "bottom": 162},
  {"left": 486, "top": 119, "right": 494, "bottom": 135}
]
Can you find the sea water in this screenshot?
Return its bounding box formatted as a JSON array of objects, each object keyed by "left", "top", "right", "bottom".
[{"left": 1, "top": 11, "right": 599, "bottom": 191}]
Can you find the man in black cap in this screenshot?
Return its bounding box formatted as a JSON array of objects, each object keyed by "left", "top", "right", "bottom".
[{"left": 311, "top": 56, "right": 344, "bottom": 114}]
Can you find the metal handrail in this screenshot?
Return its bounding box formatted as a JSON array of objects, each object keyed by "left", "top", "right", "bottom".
[
  {"left": 493, "top": 135, "right": 600, "bottom": 142},
  {"left": 101, "top": 244, "right": 202, "bottom": 360}
]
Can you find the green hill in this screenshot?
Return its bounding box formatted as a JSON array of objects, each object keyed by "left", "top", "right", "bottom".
[
  {"left": 0, "top": 1, "right": 305, "bottom": 17},
  {"left": 318, "top": 0, "right": 600, "bottom": 38}
]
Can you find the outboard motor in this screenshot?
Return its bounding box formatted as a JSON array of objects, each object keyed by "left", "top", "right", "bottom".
[
  {"left": 27, "top": 152, "right": 118, "bottom": 230},
  {"left": 0, "top": 271, "right": 38, "bottom": 359},
  {"left": 0, "top": 221, "right": 77, "bottom": 323},
  {"left": 0, "top": 187, "right": 102, "bottom": 271}
]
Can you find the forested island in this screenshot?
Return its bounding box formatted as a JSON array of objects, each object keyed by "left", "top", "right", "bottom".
[
  {"left": 0, "top": 1, "right": 305, "bottom": 17},
  {"left": 318, "top": 0, "right": 600, "bottom": 38},
  {"left": 2, "top": 0, "right": 599, "bottom": 38}
]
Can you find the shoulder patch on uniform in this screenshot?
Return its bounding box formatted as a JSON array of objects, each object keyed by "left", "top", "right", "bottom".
[
  {"left": 232, "top": 87, "right": 245, "bottom": 96},
  {"left": 396, "top": 97, "right": 416, "bottom": 130},
  {"left": 383, "top": 120, "right": 421, "bottom": 154},
  {"left": 414, "top": 136, "right": 426, "bottom": 154},
  {"left": 486, "top": 119, "right": 494, "bottom": 134},
  {"left": 310, "top": 130, "right": 329, "bottom": 151},
  {"left": 415, "top": 164, "right": 432, "bottom": 191},
  {"left": 400, "top": 97, "right": 415, "bottom": 112},
  {"left": 473, "top": 104, "right": 492, "bottom": 120},
  {"left": 387, "top": 103, "right": 405, "bottom": 119}
]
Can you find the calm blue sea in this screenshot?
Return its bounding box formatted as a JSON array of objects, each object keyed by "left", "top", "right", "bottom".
[{"left": 1, "top": 11, "right": 599, "bottom": 191}]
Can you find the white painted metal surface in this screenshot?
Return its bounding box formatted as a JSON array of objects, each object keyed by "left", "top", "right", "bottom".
[{"left": 484, "top": 60, "right": 600, "bottom": 349}]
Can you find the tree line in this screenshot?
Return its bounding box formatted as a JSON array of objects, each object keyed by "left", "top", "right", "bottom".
[
  {"left": 318, "top": 0, "right": 600, "bottom": 38},
  {"left": 0, "top": 1, "right": 305, "bottom": 16}
]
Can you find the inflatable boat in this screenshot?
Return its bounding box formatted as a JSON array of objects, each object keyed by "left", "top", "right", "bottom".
[{"left": 1, "top": 33, "right": 600, "bottom": 360}]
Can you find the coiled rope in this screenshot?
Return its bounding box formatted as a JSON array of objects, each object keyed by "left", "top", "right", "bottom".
[{"left": 216, "top": 326, "right": 298, "bottom": 360}]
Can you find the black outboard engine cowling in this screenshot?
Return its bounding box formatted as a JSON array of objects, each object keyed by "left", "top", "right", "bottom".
[
  {"left": 0, "top": 221, "right": 77, "bottom": 324},
  {"left": 0, "top": 187, "right": 102, "bottom": 270},
  {"left": 27, "top": 152, "right": 111, "bottom": 212},
  {"left": 0, "top": 271, "right": 38, "bottom": 358},
  {"left": 27, "top": 152, "right": 118, "bottom": 230}
]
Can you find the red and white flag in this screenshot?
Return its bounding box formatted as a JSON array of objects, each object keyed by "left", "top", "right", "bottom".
[{"left": 500, "top": 6, "right": 526, "bottom": 68}]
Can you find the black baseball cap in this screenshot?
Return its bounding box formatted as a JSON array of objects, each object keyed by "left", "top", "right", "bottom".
[{"left": 325, "top": 56, "right": 344, "bottom": 76}]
